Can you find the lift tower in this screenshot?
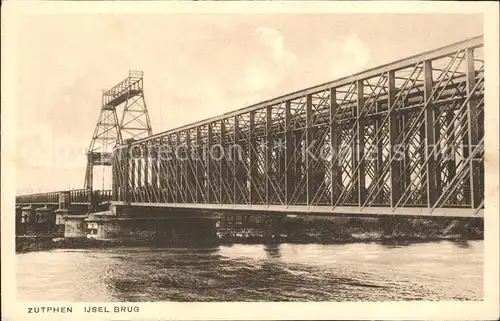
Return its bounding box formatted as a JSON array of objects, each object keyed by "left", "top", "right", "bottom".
[{"left": 84, "top": 70, "right": 153, "bottom": 208}]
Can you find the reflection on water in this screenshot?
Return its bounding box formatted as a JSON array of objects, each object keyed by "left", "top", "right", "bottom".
[
  {"left": 264, "top": 244, "right": 281, "bottom": 259},
  {"left": 17, "top": 241, "right": 483, "bottom": 301}
]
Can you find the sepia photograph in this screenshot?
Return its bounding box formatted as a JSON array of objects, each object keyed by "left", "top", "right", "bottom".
[{"left": 1, "top": 1, "right": 499, "bottom": 320}]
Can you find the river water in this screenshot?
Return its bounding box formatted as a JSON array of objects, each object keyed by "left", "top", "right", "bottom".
[{"left": 17, "top": 241, "right": 483, "bottom": 301}]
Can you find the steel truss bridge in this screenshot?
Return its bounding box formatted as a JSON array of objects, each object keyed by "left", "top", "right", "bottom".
[{"left": 16, "top": 36, "right": 485, "bottom": 218}]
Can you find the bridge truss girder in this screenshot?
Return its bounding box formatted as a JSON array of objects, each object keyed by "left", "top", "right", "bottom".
[{"left": 111, "top": 36, "right": 484, "bottom": 216}]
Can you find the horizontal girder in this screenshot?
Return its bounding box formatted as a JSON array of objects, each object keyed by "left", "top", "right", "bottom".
[{"left": 111, "top": 202, "right": 484, "bottom": 218}]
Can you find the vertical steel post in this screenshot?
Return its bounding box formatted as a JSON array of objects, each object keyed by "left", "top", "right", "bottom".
[
  {"left": 175, "top": 133, "right": 181, "bottom": 203},
  {"left": 151, "top": 144, "right": 159, "bottom": 202},
  {"left": 305, "top": 94, "right": 313, "bottom": 205},
  {"left": 285, "top": 101, "right": 293, "bottom": 205},
  {"left": 86, "top": 153, "right": 93, "bottom": 202},
  {"left": 424, "top": 60, "right": 438, "bottom": 206},
  {"left": 356, "top": 80, "right": 366, "bottom": 206},
  {"left": 207, "top": 124, "right": 213, "bottom": 203},
  {"left": 402, "top": 113, "right": 411, "bottom": 192},
  {"left": 144, "top": 145, "right": 149, "bottom": 188},
  {"left": 111, "top": 151, "right": 118, "bottom": 201},
  {"left": 375, "top": 103, "right": 384, "bottom": 204},
  {"left": 130, "top": 157, "right": 136, "bottom": 202},
  {"left": 136, "top": 148, "right": 142, "bottom": 201},
  {"left": 278, "top": 110, "right": 286, "bottom": 204},
  {"left": 121, "top": 147, "right": 128, "bottom": 202},
  {"left": 466, "top": 47, "right": 481, "bottom": 208},
  {"left": 220, "top": 120, "right": 227, "bottom": 204},
  {"left": 142, "top": 145, "right": 150, "bottom": 202},
  {"left": 445, "top": 111, "right": 457, "bottom": 204},
  {"left": 294, "top": 131, "right": 303, "bottom": 204},
  {"left": 330, "top": 88, "right": 339, "bottom": 206},
  {"left": 159, "top": 138, "right": 169, "bottom": 203},
  {"left": 196, "top": 127, "right": 203, "bottom": 203},
  {"left": 388, "top": 71, "right": 400, "bottom": 207},
  {"left": 266, "top": 106, "right": 273, "bottom": 205},
  {"left": 233, "top": 116, "right": 241, "bottom": 204},
  {"left": 185, "top": 130, "right": 194, "bottom": 203},
  {"left": 249, "top": 111, "right": 256, "bottom": 204}
]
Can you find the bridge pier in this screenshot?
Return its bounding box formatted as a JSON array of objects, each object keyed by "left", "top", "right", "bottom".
[
  {"left": 16, "top": 206, "right": 24, "bottom": 235},
  {"left": 17, "top": 205, "right": 59, "bottom": 236},
  {"left": 84, "top": 204, "right": 219, "bottom": 242},
  {"left": 61, "top": 214, "right": 87, "bottom": 238},
  {"left": 261, "top": 214, "right": 286, "bottom": 243}
]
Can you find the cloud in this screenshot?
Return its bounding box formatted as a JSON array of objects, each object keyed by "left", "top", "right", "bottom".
[
  {"left": 242, "top": 65, "right": 278, "bottom": 93},
  {"left": 16, "top": 123, "right": 88, "bottom": 170},
  {"left": 240, "top": 27, "right": 298, "bottom": 96},
  {"left": 253, "top": 27, "right": 297, "bottom": 67},
  {"left": 342, "top": 34, "right": 370, "bottom": 68},
  {"left": 326, "top": 34, "right": 371, "bottom": 79}
]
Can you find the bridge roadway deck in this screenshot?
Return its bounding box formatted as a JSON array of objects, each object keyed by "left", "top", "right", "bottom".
[
  {"left": 110, "top": 202, "right": 483, "bottom": 218},
  {"left": 16, "top": 202, "right": 89, "bottom": 206},
  {"left": 15, "top": 200, "right": 483, "bottom": 218}
]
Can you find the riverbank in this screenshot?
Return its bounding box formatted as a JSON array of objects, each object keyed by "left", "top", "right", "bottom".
[
  {"left": 273, "top": 215, "right": 483, "bottom": 243},
  {"left": 218, "top": 216, "right": 482, "bottom": 244},
  {"left": 15, "top": 237, "right": 221, "bottom": 253},
  {"left": 16, "top": 216, "right": 483, "bottom": 253}
]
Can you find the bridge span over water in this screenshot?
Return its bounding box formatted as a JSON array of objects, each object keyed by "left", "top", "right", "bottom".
[{"left": 16, "top": 36, "right": 485, "bottom": 219}]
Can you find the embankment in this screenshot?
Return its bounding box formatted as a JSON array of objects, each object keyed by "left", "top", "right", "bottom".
[
  {"left": 15, "top": 236, "right": 219, "bottom": 254},
  {"left": 219, "top": 216, "right": 483, "bottom": 244}
]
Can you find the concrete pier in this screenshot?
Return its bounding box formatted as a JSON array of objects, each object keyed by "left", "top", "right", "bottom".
[
  {"left": 33, "top": 205, "right": 56, "bottom": 236},
  {"left": 16, "top": 206, "right": 23, "bottom": 235},
  {"left": 15, "top": 192, "right": 220, "bottom": 242},
  {"left": 64, "top": 215, "right": 88, "bottom": 238},
  {"left": 84, "top": 205, "right": 219, "bottom": 242},
  {"left": 21, "top": 205, "right": 35, "bottom": 224}
]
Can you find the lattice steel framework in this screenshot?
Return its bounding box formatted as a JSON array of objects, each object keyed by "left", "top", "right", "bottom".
[
  {"left": 84, "top": 70, "right": 153, "bottom": 192},
  {"left": 111, "top": 36, "right": 485, "bottom": 217}
]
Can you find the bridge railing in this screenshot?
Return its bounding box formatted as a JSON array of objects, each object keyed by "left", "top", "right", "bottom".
[
  {"left": 15, "top": 191, "right": 60, "bottom": 204},
  {"left": 69, "top": 189, "right": 90, "bottom": 203},
  {"left": 98, "top": 190, "right": 113, "bottom": 202},
  {"left": 16, "top": 189, "right": 113, "bottom": 205}
]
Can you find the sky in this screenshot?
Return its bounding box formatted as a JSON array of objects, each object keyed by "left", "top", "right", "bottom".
[{"left": 12, "top": 13, "right": 483, "bottom": 194}]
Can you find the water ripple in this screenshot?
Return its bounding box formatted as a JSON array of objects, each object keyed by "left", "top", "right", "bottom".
[{"left": 17, "top": 241, "right": 483, "bottom": 301}]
